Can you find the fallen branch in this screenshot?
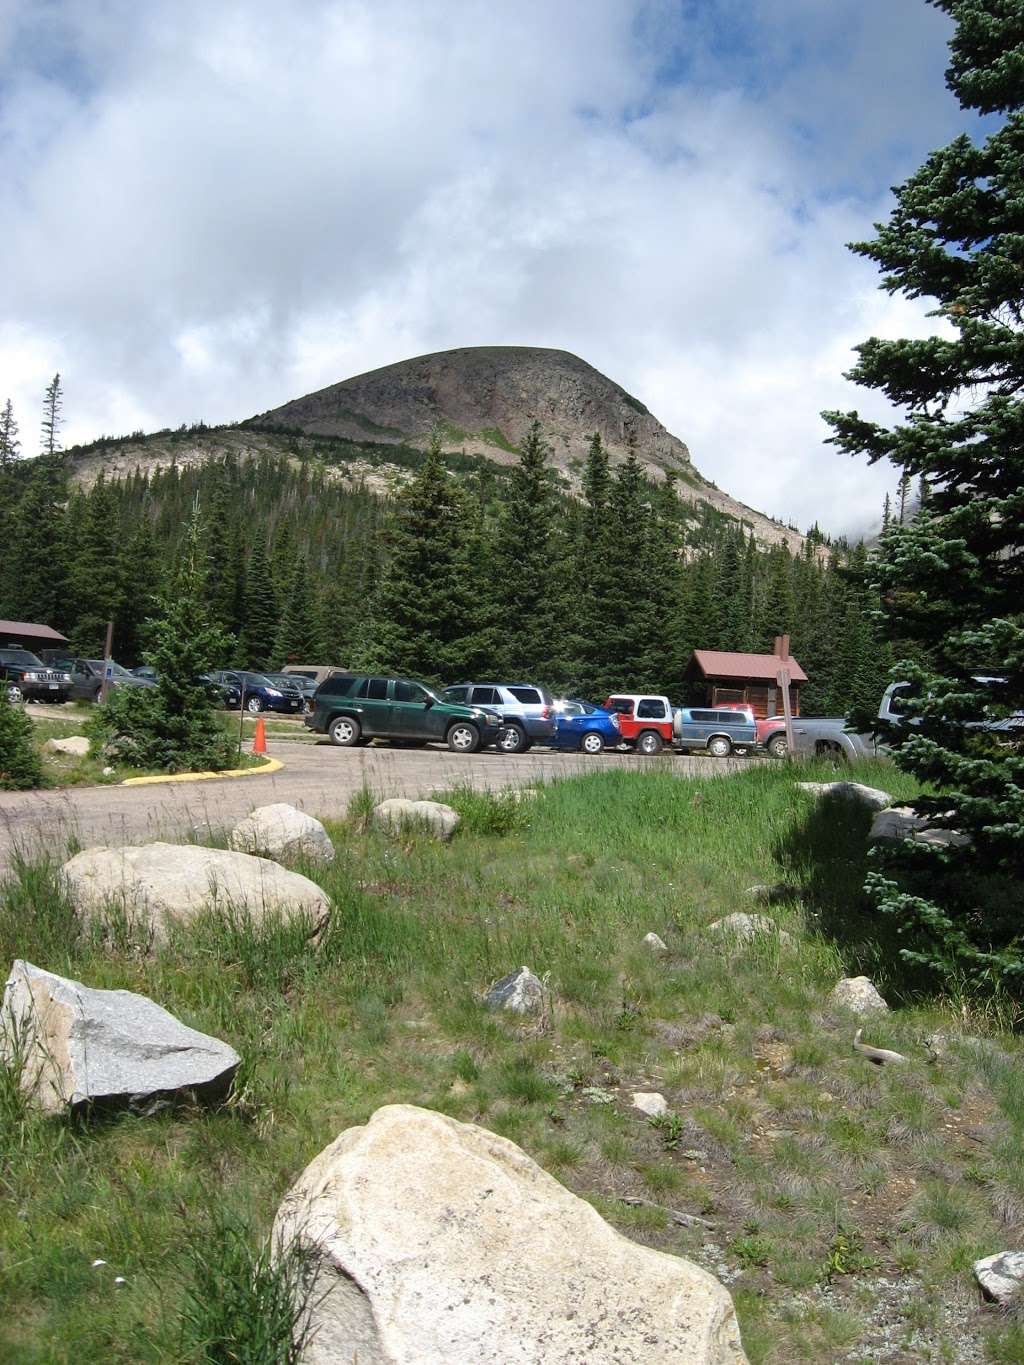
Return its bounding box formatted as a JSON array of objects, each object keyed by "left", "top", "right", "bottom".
[
  {"left": 619, "top": 1196, "right": 715, "bottom": 1230},
  {"left": 853, "top": 1028, "right": 907, "bottom": 1066}
]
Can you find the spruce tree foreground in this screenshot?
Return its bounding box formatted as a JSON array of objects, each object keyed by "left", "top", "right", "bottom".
[
  {"left": 824, "top": 0, "right": 1024, "bottom": 995},
  {"left": 0, "top": 684, "right": 44, "bottom": 791}
]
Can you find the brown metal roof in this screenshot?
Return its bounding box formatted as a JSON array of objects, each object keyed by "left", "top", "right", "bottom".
[
  {"left": 690, "top": 649, "right": 807, "bottom": 683},
  {"left": 0, "top": 620, "right": 69, "bottom": 643}
]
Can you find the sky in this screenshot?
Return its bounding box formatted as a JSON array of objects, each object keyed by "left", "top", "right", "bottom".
[{"left": 0, "top": 0, "right": 983, "bottom": 535}]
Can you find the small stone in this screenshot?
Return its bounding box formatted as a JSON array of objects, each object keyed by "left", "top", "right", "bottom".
[
  {"left": 44, "top": 735, "right": 90, "bottom": 757},
  {"left": 229, "top": 803, "right": 334, "bottom": 864},
  {"left": 974, "top": 1251, "right": 1024, "bottom": 1305},
  {"left": 797, "top": 781, "right": 892, "bottom": 810},
  {"left": 372, "top": 798, "right": 460, "bottom": 840},
  {"left": 744, "top": 883, "right": 802, "bottom": 905},
  {"left": 707, "top": 913, "right": 794, "bottom": 946},
  {"left": 632, "top": 1091, "right": 669, "bottom": 1118},
  {"left": 484, "top": 966, "right": 544, "bottom": 1014},
  {"left": 827, "top": 976, "right": 889, "bottom": 1015},
  {"left": 101, "top": 766, "right": 115, "bottom": 777},
  {"left": 643, "top": 932, "right": 668, "bottom": 953}
]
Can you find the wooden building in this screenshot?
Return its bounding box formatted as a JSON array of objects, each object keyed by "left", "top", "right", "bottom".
[
  {"left": 684, "top": 637, "right": 806, "bottom": 718},
  {"left": 0, "top": 620, "right": 69, "bottom": 653}
]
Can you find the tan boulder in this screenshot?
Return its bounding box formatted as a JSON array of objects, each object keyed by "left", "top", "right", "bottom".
[
  {"left": 229, "top": 803, "right": 334, "bottom": 864},
  {"left": 274, "top": 1104, "right": 748, "bottom": 1364},
  {"left": 62, "top": 841, "right": 330, "bottom": 946}
]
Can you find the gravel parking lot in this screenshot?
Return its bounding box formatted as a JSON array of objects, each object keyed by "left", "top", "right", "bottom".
[{"left": 0, "top": 739, "right": 752, "bottom": 871}]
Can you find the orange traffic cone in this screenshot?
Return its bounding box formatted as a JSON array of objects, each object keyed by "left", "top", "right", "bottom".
[{"left": 252, "top": 717, "right": 268, "bottom": 755}]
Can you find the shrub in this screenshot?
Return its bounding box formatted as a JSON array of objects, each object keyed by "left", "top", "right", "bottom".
[{"left": 0, "top": 687, "right": 43, "bottom": 790}]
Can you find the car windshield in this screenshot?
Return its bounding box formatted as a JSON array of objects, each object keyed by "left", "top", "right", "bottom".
[
  {"left": 0, "top": 649, "right": 45, "bottom": 668},
  {"left": 242, "top": 674, "right": 274, "bottom": 688},
  {"left": 87, "top": 660, "right": 135, "bottom": 680},
  {"left": 266, "top": 674, "right": 301, "bottom": 689}
]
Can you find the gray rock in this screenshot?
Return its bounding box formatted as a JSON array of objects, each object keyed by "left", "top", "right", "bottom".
[
  {"left": 229, "top": 802, "right": 334, "bottom": 864},
  {"left": 62, "top": 842, "right": 330, "bottom": 946},
  {"left": 797, "top": 781, "right": 892, "bottom": 810},
  {"left": 974, "top": 1251, "right": 1024, "bottom": 1305},
  {"left": 744, "top": 882, "right": 802, "bottom": 905},
  {"left": 708, "top": 913, "right": 794, "bottom": 947},
  {"left": 869, "top": 806, "right": 971, "bottom": 848},
  {"left": 827, "top": 976, "right": 889, "bottom": 1015},
  {"left": 273, "top": 1103, "right": 749, "bottom": 1364},
  {"left": 632, "top": 1091, "right": 669, "bottom": 1117},
  {"left": 643, "top": 931, "right": 668, "bottom": 953},
  {"left": 372, "top": 798, "right": 460, "bottom": 840},
  {"left": 484, "top": 966, "right": 544, "bottom": 1014},
  {"left": 1, "top": 959, "right": 239, "bottom": 1115},
  {"left": 44, "top": 735, "right": 90, "bottom": 757}
]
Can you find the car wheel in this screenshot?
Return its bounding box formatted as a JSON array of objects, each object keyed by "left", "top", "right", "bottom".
[
  {"left": 766, "top": 734, "right": 788, "bottom": 759},
  {"left": 329, "top": 715, "right": 362, "bottom": 747},
  {"left": 707, "top": 735, "right": 732, "bottom": 758},
  {"left": 5, "top": 684, "right": 24, "bottom": 705},
  {"left": 498, "top": 724, "right": 527, "bottom": 754},
  {"left": 580, "top": 731, "right": 605, "bottom": 755},
  {"left": 636, "top": 730, "right": 663, "bottom": 756},
  {"left": 246, "top": 696, "right": 263, "bottom": 714},
  {"left": 448, "top": 722, "right": 480, "bottom": 753}
]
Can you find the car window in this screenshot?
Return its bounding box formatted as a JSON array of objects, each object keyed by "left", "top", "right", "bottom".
[
  {"left": 560, "top": 701, "right": 584, "bottom": 716},
  {"left": 442, "top": 687, "right": 468, "bottom": 703},
  {"left": 318, "top": 674, "right": 355, "bottom": 697},
  {"left": 691, "top": 710, "right": 716, "bottom": 722},
  {"left": 636, "top": 699, "right": 666, "bottom": 719},
  {"left": 366, "top": 677, "right": 388, "bottom": 700},
  {"left": 605, "top": 697, "right": 633, "bottom": 715},
  {"left": 470, "top": 687, "right": 498, "bottom": 705},
  {"left": 508, "top": 687, "right": 541, "bottom": 705},
  {"left": 394, "top": 680, "right": 429, "bottom": 703},
  {"left": 0, "top": 649, "right": 45, "bottom": 667},
  {"left": 716, "top": 710, "right": 747, "bottom": 724}
]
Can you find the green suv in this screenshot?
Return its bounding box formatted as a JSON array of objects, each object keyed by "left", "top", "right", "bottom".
[{"left": 305, "top": 674, "right": 502, "bottom": 752}]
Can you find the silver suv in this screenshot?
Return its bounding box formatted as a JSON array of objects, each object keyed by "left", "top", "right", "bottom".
[{"left": 441, "top": 682, "right": 555, "bottom": 753}]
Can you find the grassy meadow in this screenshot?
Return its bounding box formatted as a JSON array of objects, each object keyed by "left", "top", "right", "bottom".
[{"left": 1, "top": 759, "right": 1022, "bottom": 1362}]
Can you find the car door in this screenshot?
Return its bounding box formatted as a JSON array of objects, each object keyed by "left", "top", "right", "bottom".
[
  {"left": 68, "top": 659, "right": 97, "bottom": 702},
  {"left": 390, "top": 679, "right": 438, "bottom": 739},
  {"left": 352, "top": 676, "right": 390, "bottom": 735},
  {"left": 680, "top": 708, "right": 712, "bottom": 747}
]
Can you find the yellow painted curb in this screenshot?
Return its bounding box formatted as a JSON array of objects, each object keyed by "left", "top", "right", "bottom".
[{"left": 121, "top": 756, "right": 284, "bottom": 786}]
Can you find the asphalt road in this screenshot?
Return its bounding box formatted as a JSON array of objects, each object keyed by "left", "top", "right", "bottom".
[{"left": 0, "top": 739, "right": 749, "bottom": 871}]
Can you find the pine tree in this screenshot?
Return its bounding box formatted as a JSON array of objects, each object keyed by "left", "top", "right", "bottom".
[
  {"left": 0, "top": 685, "right": 43, "bottom": 789},
  {"left": 275, "top": 557, "right": 320, "bottom": 666},
  {"left": 115, "top": 514, "right": 160, "bottom": 666},
  {"left": 40, "top": 373, "right": 63, "bottom": 457},
  {"left": 823, "top": 0, "right": 1024, "bottom": 994},
  {"left": 0, "top": 399, "right": 20, "bottom": 469},
  {"left": 68, "top": 474, "right": 123, "bottom": 655},
  {"left": 243, "top": 541, "right": 279, "bottom": 670},
  {"left": 7, "top": 461, "right": 66, "bottom": 627}
]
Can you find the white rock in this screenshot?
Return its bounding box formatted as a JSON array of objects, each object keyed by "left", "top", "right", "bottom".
[
  {"left": 632, "top": 1091, "right": 669, "bottom": 1118},
  {"left": 827, "top": 976, "right": 889, "bottom": 1015},
  {"left": 1, "top": 959, "right": 239, "bottom": 1115},
  {"left": 643, "top": 931, "right": 669, "bottom": 953},
  {"left": 707, "top": 913, "right": 794, "bottom": 947},
  {"left": 62, "top": 842, "right": 330, "bottom": 946},
  {"left": 273, "top": 1104, "right": 748, "bottom": 1365},
  {"left": 974, "top": 1251, "right": 1024, "bottom": 1305},
  {"left": 484, "top": 966, "right": 544, "bottom": 1014},
  {"left": 869, "top": 806, "right": 971, "bottom": 848},
  {"left": 229, "top": 803, "right": 334, "bottom": 864},
  {"left": 372, "top": 797, "right": 460, "bottom": 840},
  {"left": 44, "top": 735, "right": 90, "bottom": 757},
  {"left": 101, "top": 766, "right": 115, "bottom": 777},
  {"left": 797, "top": 781, "right": 892, "bottom": 810}
]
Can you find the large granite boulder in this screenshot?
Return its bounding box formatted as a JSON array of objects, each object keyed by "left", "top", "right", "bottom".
[
  {"left": 44, "top": 735, "right": 91, "bottom": 757},
  {"left": 1, "top": 959, "right": 239, "bottom": 1115},
  {"left": 273, "top": 1104, "right": 748, "bottom": 1364},
  {"left": 62, "top": 842, "right": 330, "bottom": 945},
  {"left": 707, "top": 913, "right": 794, "bottom": 947},
  {"left": 974, "top": 1250, "right": 1024, "bottom": 1305},
  {"left": 797, "top": 781, "right": 892, "bottom": 811},
  {"left": 484, "top": 966, "right": 545, "bottom": 1014},
  {"left": 372, "top": 798, "right": 460, "bottom": 840},
  {"left": 869, "top": 806, "right": 970, "bottom": 848},
  {"left": 229, "top": 803, "right": 334, "bottom": 865},
  {"left": 827, "top": 976, "right": 889, "bottom": 1015}
]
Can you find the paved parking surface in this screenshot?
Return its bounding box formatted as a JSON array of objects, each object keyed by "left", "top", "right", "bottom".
[{"left": 0, "top": 740, "right": 751, "bottom": 871}]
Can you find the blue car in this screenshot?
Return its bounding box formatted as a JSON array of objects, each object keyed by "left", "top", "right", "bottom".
[
  {"left": 553, "top": 700, "right": 621, "bottom": 754},
  {"left": 208, "top": 669, "right": 305, "bottom": 715}
]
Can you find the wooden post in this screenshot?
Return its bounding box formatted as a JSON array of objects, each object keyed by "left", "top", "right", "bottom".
[
  {"left": 98, "top": 620, "right": 114, "bottom": 705},
  {"left": 777, "top": 665, "right": 794, "bottom": 758}
]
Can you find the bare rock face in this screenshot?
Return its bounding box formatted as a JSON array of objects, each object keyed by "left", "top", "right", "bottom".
[
  {"left": 372, "top": 798, "right": 459, "bottom": 840},
  {"left": 1, "top": 959, "right": 239, "bottom": 1115},
  {"left": 273, "top": 1104, "right": 749, "bottom": 1364},
  {"left": 869, "top": 806, "right": 971, "bottom": 848},
  {"left": 229, "top": 803, "right": 334, "bottom": 864},
  {"left": 62, "top": 842, "right": 330, "bottom": 946}
]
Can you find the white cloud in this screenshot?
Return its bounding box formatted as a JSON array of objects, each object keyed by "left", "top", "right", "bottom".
[{"left": 0, "top": 0, "right": 972, "bottom": 532}]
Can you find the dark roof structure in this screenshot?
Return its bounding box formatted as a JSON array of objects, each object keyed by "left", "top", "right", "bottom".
[
  {"left": 689, "top": 649, "right": 808, "bottom": 684},
  {"left": 0, "top": 620, "right": 69, "bottom": 645}
]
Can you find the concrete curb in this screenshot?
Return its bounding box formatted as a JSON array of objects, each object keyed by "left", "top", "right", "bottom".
[{"left": 121, "top": 756, "right": 284, "bottom": 787}]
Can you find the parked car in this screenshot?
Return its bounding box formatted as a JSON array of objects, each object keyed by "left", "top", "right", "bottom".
[
  {"left": 208, "top": 670, "right": 305, "bottom": 714},
  {"left": 0, "top": 648, "right": 72, "bottom": 703},
  {"left": 306, "top": 674, "right": 502, "bottom": 751},
  {"left": 712, "top": 702, "right": 785, "bottom": 755},
  {"left": 602, "top": 694, "right": 675, "bottom": 755},
  {"left": 673, "top": 706, "right": 757, "bottom": 757},
  {"left": 266, "top": 671, "right": 317, "bottom": 709},
  {"left": 58, "top": 658, "right": 156, "bottom": 703},
  {"left": 552, "top": 700, "right": 620, "bottom": 754},
  {"left": 281, "top": 664, "right": 348, "bottom": 690},
  {"left": 130, "top": 666, "right": 241, "bottom": 708},
  {"left": 440, "top": 682, "right": 556, "bottom": 753}
]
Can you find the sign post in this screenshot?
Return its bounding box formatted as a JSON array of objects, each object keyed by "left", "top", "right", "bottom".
[
  {"left": 99, "top": 620, "right": 114, "bottom": 706},
  {"left": 777, "top": 665, "right": 794, "bottom": 759}
]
